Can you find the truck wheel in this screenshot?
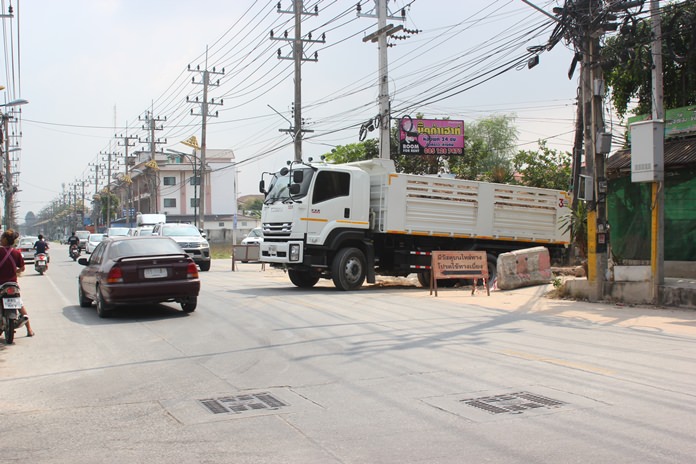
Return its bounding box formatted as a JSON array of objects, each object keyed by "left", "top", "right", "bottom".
[
  {"left": 417, "top": 270, "right": 457, "bottom": 288},
  {"left": 417, "top": 271, "right": 430, "bottom": 287},
  {"left": 487, "top": 255, "right": 498, "bottom": 287},
  {"left": 332, "top": 247, "right": 366, "bottom": 291},
  {"left": 288, "top": 269, "right": 320, "bottom": 288},
  {"left": 199, "top": 261, "right": 211, "bottom": 272}
]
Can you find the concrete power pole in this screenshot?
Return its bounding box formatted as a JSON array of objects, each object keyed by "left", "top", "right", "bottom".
[
  {"left": 115, "top": 131, "right": 137, "bottom": 227},
  {"left": 138, "top": 111, "right": 166, "bottom": 213},
  {"left": 359, "top": 1, "right": 405, "bottom": 159},
  {"left": 272, "top": 1, "right": 324, "bottom": 163},
  {"left": 188, "top": 56, "right": 224, "bottom": 232},
  {"left": 650, "top": 0, "right": 664, "bottom": 303},
  {"left": 100, "top": 151, "right": 118, "bottom": 228}
]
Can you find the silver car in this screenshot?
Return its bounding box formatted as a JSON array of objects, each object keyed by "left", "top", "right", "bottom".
[
  {"left": 151, "top": 223, "right": 211, "bottom": 271},
  {"left": 17, "top": 236, "right": 39, "bottom": 262}
]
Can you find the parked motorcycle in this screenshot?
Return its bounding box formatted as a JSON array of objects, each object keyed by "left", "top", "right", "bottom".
[
  {"left": 70, "top": 244, "right": 80, "bottom": 261},
  {"left": 0, "top": 282, "right": 22, "bottom": 344},
  {"left": 35, "top": 253, "right": 48, "bottom": 275}
]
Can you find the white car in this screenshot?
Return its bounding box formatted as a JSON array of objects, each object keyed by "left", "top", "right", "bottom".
[
  {"left": 17, "top": 236, "right": 39, "bottom": 262},
  {"left": 105, "top": 227, "right": 131, "bottom": 238},
  {"left": 241, "top": 227, "right": 263, "bottom": 245},
  {"left": 85, "top": 233, "right": 105, "bottom": 254}
]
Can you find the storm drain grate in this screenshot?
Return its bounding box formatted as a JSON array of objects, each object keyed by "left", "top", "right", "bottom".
[
  {"left": 461, "top": 391, "right": 566, "bottom": 415},
  {"left": 199, "top": 392, "right": 288, "bottom": 415}
]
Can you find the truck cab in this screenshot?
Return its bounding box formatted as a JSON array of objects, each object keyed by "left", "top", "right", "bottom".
[{"left": 260, "top": 161, "right": 370, "bottom": 270}]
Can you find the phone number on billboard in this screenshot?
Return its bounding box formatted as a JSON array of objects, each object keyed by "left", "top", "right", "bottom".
[{"left": 423, "top": 148, "right": 464, "bottom": 155}]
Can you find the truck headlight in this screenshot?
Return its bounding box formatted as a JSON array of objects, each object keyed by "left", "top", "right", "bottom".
[{"left": 289, "top": 244, "right": 300, "bottom": 262}]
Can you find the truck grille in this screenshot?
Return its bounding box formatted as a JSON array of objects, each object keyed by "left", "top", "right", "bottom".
[{"left": 262, "top": 222, "right": 292, "bottom": 236}]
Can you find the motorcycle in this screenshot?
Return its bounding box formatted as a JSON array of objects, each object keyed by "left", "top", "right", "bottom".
[
  {"left": 70, "top": 244, "right": 80, "bottom": 261},
  {"left": 0, "top": 282, "right": 22, "bottom": 344},
  {"left": 35, "top": 253, "right": 48, "bottom": 275}
]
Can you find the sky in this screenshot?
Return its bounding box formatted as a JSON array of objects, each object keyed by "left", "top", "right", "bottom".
[{"left": 8, "top": 0, "right": 588, "bottom": 221}]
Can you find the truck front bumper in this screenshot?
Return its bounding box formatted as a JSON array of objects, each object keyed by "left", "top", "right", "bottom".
[{"left": 260, "top": 241, "right": 304, "bottom": 264}]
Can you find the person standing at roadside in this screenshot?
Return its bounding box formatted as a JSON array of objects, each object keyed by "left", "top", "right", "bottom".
[{"left": 0, "top": 229, "right": 34, "bottom": 337}]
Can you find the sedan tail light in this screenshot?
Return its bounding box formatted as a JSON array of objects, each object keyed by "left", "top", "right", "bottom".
[
  {"left": 187, "top": 262, "right": 199, "bottom": 279},
  {"left": 106, "top": 266, "right": 124, "bottom": 283}
]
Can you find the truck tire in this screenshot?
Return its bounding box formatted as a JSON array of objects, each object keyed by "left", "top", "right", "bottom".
[
  {"left": 487, "top": 255, "right": 498, "bottom": 287},
  {"left": 331, "top": 247, "right": 366, "bottom": 291},
  {"left": 416, "top": 270, "right": 457, "bottom": 288},
  {"left": 288, "top": 269, "right": 320, "bottom": 288}
]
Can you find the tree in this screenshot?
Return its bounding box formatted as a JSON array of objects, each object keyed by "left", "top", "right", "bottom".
[
  {"left": 322, "top": 139, "right": 379, "bottom": 164},
  {"left": 97, "top": 191, "right": 120, "bottom": 225},
  {"left": 241, "top": 198, "right": 263, "bottom": 218},
  {"left": 513, "top": 140, "right": 571, "bottom": 191},
  {"left": 449, "top": 114, "right": 518, "bottom": 182},
  {"left": 602, "top": 1, "right": 696, "bottom": 118}
]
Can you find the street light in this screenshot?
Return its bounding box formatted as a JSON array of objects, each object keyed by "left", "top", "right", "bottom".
[{"left": 166, "top": 148, "right": 200, "bottom": 226}]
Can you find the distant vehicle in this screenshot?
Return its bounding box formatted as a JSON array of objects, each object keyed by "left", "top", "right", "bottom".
[
  {"left": 151, "top": 222, "right": 211, "bottom": 271},
  {"left": 136, "top": 213, "right": 166, "bottom": 227},
  {"left": 17, "top": 236, "right": 38, "bottom": 262},
  {"left": 77, "top": 236, "right": 200, "bottom": 318},
  {"left": 241, "top": 227, "right": 263, "bottom": 245},
  {"left": 128, "top": 227, "right": 154, "bottom": 237},
  {"left": 105, "top": 227, "right": 130, "bottom": 238},
  {"left": 75, "top": 231, "right": 91, "bottom": 251},
  {"left": 85, "top": 233, "right": 105, "bottom": 254}
]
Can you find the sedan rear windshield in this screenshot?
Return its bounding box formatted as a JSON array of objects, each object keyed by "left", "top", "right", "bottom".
[{"left": 108, "top": 238, "right": 185, "bottom": 259}]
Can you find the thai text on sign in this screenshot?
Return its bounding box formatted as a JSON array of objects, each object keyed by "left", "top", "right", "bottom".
[{"left": 431, "top": 251, "right": 488, "bottom": 279}]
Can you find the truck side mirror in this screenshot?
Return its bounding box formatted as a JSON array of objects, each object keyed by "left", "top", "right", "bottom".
[
  {"left": 289, "top": 183, "right": 300, "bottom": 195},
  {"left": 259, "top": 180, "right": 266, "bottom": 194},
  {"left": 293, "top": 170, "right": 304, "bottom": 183}
]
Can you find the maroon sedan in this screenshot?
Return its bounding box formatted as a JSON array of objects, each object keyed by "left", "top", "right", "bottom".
[{"left": 77, "top": 236, "right": 200, "bottom": 318}]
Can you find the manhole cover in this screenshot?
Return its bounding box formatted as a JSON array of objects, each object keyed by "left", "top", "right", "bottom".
[
  {"left": 461, "top": 391, "right": 566, "bottom": 415},
  {"left": 199, "top": 392, "right": 288, "bottom": 415}
]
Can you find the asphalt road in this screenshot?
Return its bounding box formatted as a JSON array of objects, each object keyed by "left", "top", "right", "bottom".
[{"left": 2, "top": 245, "right": 696, "bottom": 463}]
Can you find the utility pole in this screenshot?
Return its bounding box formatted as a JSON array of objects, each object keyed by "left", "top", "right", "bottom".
[
  {"left": 272, "top": 0, "right": 324, "bottom": 162},
  {"left": 100, "top": 151, "right": 117, "bottom": 228},
  {"left": 139, "top": 111, "right": 166, "bottom": 213},
  {"left": 359, "top": 0, "right": 405, "bottom": 159},
  {"left": 2, "top": 114, "right": 11, "bottom": 230},
  {"left": 88, "top": 162, "right": 101, "bottom": 229},
  {"left": 650, "top": 0, "right": 664, "bottom": 303},
  {"left": 188, "top": 53, "right": 224, "bottom": 231},
  {"left": 115, "top": 130, "right": 137, "bottom": 227}
]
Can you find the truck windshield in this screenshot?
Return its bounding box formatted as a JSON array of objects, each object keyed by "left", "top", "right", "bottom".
[{"left": 265, "top": 168, "right": 314, "bottom": 204}]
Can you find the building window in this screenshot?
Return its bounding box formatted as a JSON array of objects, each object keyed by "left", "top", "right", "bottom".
[
  {"left": 190, "top": 176, "right": 201, "bottom": 186},
  {"left": 164, "top": 198, "right": 176, "bottom": 208},
  {"left": 190, "top": 198, "right": 200, "bottom": 207},
  {"left": 163, "top": 176, "right": 176, "bottom": 186}
]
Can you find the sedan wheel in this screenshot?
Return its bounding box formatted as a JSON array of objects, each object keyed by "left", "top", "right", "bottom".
[
  {"left": 78, "top": 283, "right": 93, "bottom": 308},
  {"left": 181, "top": 297, "right": 197, "bottom": 313},
  {"left": 96, "top": 286, "right": 112, "bottom": 318}
]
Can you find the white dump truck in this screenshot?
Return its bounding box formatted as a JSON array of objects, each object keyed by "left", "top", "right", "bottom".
[{"left": 259, "top": 158, "right": 570, "bottom": 290}]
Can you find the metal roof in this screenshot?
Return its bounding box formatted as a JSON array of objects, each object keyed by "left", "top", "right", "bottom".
[{"left": 607, "top": 136, "right": 696, "bottom": 178}]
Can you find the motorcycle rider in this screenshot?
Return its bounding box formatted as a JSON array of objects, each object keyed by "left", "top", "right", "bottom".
[
  {"left": 67, "top": 231, "right": 80, "bottom": 257},
  {"left": 33, "top": 234, "right": 50, "bottom": 267},
  {"left": 0, "top": 229, "right": 34, "bottom": 337}
]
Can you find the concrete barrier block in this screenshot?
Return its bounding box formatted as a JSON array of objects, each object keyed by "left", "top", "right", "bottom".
[{"left": 497, "top": 246, "right": 552, "bottom": 290}]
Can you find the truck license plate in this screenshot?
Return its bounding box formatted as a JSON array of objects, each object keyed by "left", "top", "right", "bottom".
[
  {"left": 268, "top": 245, "right": 277, "bottom": 255},
  {"left": 3, "top": 297, "right": 22, "bottom": 309},
  {"left": 144, "top": 268, "right": 167, "bottom": 278}
]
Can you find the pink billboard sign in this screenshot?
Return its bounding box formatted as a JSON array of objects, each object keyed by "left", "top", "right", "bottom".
[{"left": 399, "top": 118, "right": 465, "bottom": 155}]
